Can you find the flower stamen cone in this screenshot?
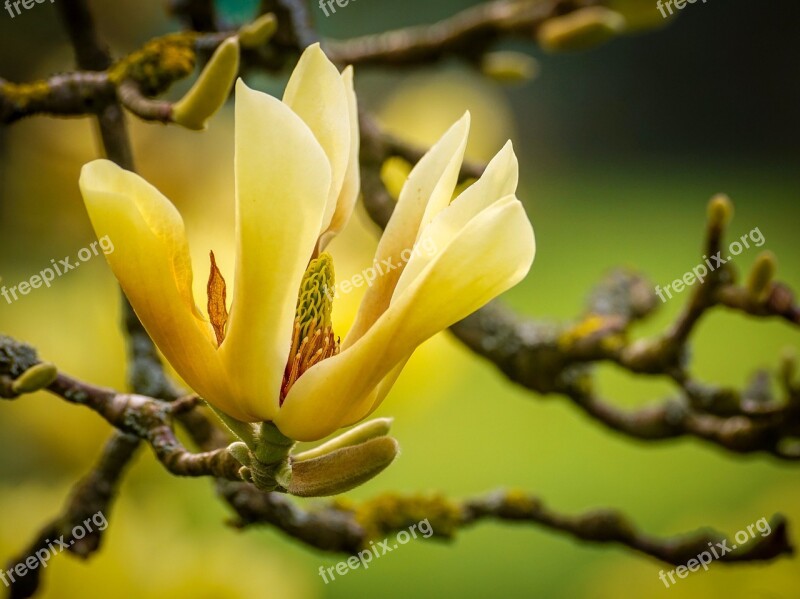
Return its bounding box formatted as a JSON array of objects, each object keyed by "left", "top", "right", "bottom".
[{"left": 281, "top": 253, "right": 340, "bottom": 402}]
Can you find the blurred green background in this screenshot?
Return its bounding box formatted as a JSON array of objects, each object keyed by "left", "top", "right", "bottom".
[{"left": 1, "top": 0, "right": 798, "bottom": 597}]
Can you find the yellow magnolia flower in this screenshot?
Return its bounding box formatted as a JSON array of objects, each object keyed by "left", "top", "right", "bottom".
[{"left": 79, "top": 44, "right": 535, "bottom": 443}]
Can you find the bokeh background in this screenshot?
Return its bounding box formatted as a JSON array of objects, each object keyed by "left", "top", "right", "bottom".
[{"left": 1, "top": 0, "right": 799, "bottom": 597}]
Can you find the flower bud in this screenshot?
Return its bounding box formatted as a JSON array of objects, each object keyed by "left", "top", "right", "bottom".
[
  {"left": 172, "top": 37, "right": 240, "bottom": 130},
  {"left": 707, "top": 193, "right": 733, "bottom": 230},
  {"left": 537, "top": 8, "right": 626, "bottom": 53},
  {"left": 11, "top": 362, "right": 58, "bottom": 395},
  {"left": 480, "top": 51, "right": 538, "bottom": 84},
  {"left": 238, "top": 13, "right": 278, "bottom": 49},
  {"left": 227, "top": 441, "right": 252, "bottom": 468},
  {"left": 287, "top": 436, "right": 399, "bottom": 497},
  {"left": 606, "top": 0, "right": 673, "bottom": 31},
  {"left": 747, "top": 251, "right": 777, "bottom": 302},
  {"left": 293, "top": 418, "right": 393, "bottom": 462}
]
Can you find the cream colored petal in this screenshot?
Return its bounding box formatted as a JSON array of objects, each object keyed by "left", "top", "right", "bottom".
[
  {"left": 318, "top": 66, "right": 360, "bottom": 250},
  {"left": 393, "top": 140, "right": 518, "bottom": 299},
  {"left": 283, "top": 43, "right": 351, "bottom": 237},
  {"left": 339, "top": 358, "right": 408, "bottom": 428},
  {"left": 344, "top": 114, "right": 470, "bottom": 348},
  {"left": 219, "top": 81, "right": 331, "bottom": 421},
  {"left": 277, "top": 195, "right": 535, "bottom": 441},
  {"left": 79, "top": 160, "right": 237, "bottom": 415}
]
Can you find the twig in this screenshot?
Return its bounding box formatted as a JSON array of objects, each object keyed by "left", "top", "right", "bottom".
[
  {"left": 326, "top": 0, "right": 599, "bottom": 66},
  {"left": 220, "top": 485, "right": 794, "bottom": 565}
]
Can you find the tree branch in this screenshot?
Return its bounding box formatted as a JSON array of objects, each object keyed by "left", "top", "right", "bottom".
[
  {"left": 326, "top": 0, "right": 599, "bottom": 67},
  {"left": 221, "top": 484, "right": 793, "bottom": 565}
]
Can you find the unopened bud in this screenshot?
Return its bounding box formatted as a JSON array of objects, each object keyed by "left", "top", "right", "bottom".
[
  {"left": 707, "top": 194, "right": 733, "bottom": 230},
  {"left": 287, "top": 436, "right": 399, "bottom": 497},
  {"left": 747, "top": 251, "right": 777, "bottom": 302},
  {"left": 537, "top": 8, "right": 626, "bottom": 53},
  {"left": 172, "top": 37, "right": 240, "bottom": 130},
  {"left": 480, "top": 51, "right": 539, "bottom": 84},
  {"left": 605, "top": 0, "right": 673, "bottom": 31},
  {"left": 11, "top": 362, "right": 58, "bottom": 394},
  {"left": 293, "top": 418, "right": 393, "bottom": 462},
  {"left": 238, "top": 13, "right": 278, "bottom": 49},
  {"left": 227, "top": 441, "right": 252, "bottom": 468}
]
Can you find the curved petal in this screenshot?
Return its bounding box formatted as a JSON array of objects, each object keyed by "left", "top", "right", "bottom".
[
  {"left": 283, "top": 43, "right": 351, "bottom": 237},
  {"left": 339, "top": 358, "right": 408, "bottom": 427},
  {"left": 277, "top": 195, "right": 535, "bottom": 441},
  {"left": 219, "top": 81, "right": 331, "bottom": 421},
  {"left": 79, "top": 160, "right": 235, "bottom": 415},
  {"left": 319, "top": 66, "right": 360, "bottom": 250},
  {"left": 344, "top": 113, "right": 470, "bottom": 348},
  {"left": 393, "top": 140, "right": 519, "bottom": 300}
]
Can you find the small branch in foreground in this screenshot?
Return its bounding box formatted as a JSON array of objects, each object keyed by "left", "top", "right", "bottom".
[{"left": 39, "top": 371, "right": 242, "bottom": 481}]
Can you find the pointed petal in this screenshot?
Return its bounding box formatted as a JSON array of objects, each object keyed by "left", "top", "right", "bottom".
[
  {"left": 277, "top": 195, "right": 535, "bottom": 441},
  {"left": 344, "top": 114, "right": 470, "bottom": 347},
  {"left": 393, "top": 141, "right": 518, "bottom": 299},
  {"left": 220, "top": 81, "right": 331, "bottom": 420},
  {"left": 319, "top": 66, "right": 360, "bottom": 250},
  {"left": 79, "top": 160, "right": 234, "bottom": 413},
  {"left": 342, "top": 144, "right": 519, "bottom": 425},
  {"left": 283, "top": 43, "right": 351, "bottom": 237}
]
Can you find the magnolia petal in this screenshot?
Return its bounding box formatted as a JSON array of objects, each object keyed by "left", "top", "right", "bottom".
[
  {"left": 283, "top": 43, "right": 351, "bottom": 237},
  {"left": 346, "top": 140, "right": 517, "bottom": 422},
  {"left": 344, "top": 197, "right": 535, "bottom": 425},
  {"left": 319, "top": 66, "right": 360, "bottom": 250},
  {"left": 220, "top": 80, "right": 331, "bottom": 421},
  {"left": 339, "top": 358, "right": 408, "bottom": 428},
  {"left": 278, "top": 195, "right": 534, "bottom": 441},
  {"left": 393, "top": 141, "right": 519, "bottom": 300},
  {"left": 79, "top": 160, "right": 235, "bottom": 414},
  {"left": 344, "top": 114, "right": 470, "bottom": 348}
]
